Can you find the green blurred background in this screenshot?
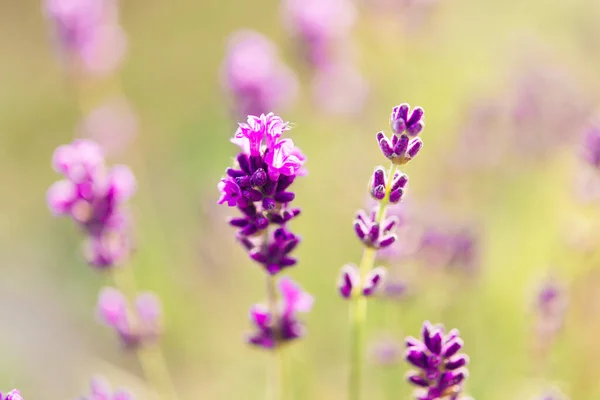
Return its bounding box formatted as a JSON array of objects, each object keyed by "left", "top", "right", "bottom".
[{"left": 2, "top": 0, "right": 600, "bottom": 398}]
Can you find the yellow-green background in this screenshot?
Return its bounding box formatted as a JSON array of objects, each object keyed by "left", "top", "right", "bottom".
[{"left": 1, "top": 0, "right": 600, "bottom": 398}]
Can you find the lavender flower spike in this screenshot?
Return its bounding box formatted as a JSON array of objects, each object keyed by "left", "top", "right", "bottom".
[
  {"left": 405, "top": 321, "right": 470, "bottom": 400},
  {"left": 369, "top": 166, "right": 408, "bottom": 204},
  {"left": 247, "top": 276, "right": 314, "bottom": 349},
  {"left": 97, "top": 287, "right": 163, "bottom": 349},
  {"left": 218, "top": 113, "right": 306, "bottom": 275},
  {"left": 79, "top": 376, "right": 135, "bottom": 400},
  {"left": 1, "top": 390, "right": 23, "bottom": 400}
]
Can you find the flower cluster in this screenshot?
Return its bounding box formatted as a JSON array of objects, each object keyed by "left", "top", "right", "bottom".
[
  {"left": 221, "top": 31, "right": 298, "bottom": 118},
  {"left": 339, "top": 104, "right": 424, "bottom": 300},
  {"left": 218, "top": 113, "right": 312, "bottom": 350},
  {"left": 405, "top": 321, "right": 470, "bottom": 400},
  {"left": 47, "top": 139, "right": 135, "bottom": 268},
  {"left": 97, "top": 287, "right": 163, "bottom": 349},
  {"left": 0, "top": 390, "right": 23, "bottom": 400},
  {"left": 377, "top": 104, "right": 424, "bottom": 165},
  {"left": 247, "top": 277, "right": 314, "bottom": 348},
  {"left": 43, "top": 0, "right": 127, "bottom": 75},
  {"left": 78, "top": 376, "right": 134, "bottom": 400},
  {"left": 338, "top": 264, "right": 386, "bottom": 298},
  {"left": 218, "top": 113, "right": 306, "bottom": 274}
]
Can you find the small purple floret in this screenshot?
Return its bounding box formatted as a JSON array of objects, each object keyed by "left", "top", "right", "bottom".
[{"left": 404, "top": 321, "right": 470, "bottom": 400}]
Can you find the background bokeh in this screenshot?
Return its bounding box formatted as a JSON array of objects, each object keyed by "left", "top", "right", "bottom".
[{"left": 2, "top": 0, "right": 600, "bottom": 399}]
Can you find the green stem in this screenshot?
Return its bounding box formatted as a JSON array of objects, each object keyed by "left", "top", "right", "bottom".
[{"left": 348, "top": 163, "right": 398, "bottom": 400}]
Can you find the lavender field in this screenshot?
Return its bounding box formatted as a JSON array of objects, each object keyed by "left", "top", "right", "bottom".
[{"left": 1, "top": 0, "right": 600, "bottom": 399}]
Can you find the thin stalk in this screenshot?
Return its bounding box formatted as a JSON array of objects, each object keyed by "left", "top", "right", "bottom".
[
  {"left": 348, "top": 163, "right": 398, "bottom": 400},
  {"left": 111, "top": 266, "right": 180, "bottom": 400},
  {"left": 266, "top": 273, "right": 288, "bottom": 400}
]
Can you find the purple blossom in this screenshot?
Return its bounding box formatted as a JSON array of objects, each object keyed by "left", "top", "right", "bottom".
[
  {"left": 78, "top": 98, "right": 138, "bottom": 156},
  {"left": 282, "top": 0, "right": 357, "bottom": 69},
  {"left": 337, "top": 264, "right": 386, "bottom": 298},
  {"left": 353, "top": 207, "right": 399, "bottom": 249},
  {"left": 79, "top": 376, "right": 135, "bottom": 400},
  {"left": 48, "top": 139, "right": 136, "bottom": 269},
  {"left": 369, "top": 166, "right": 408, "bottom": 203},
  {"left": 417, "top": 227, "right": 479, "bottom": 274},
  {"left": 377, "top": 104, "right": 425, "bottom": 165},
  {"left": 310, "top": 60, "right": 370, "bottom": 115},
  {"left": 97, "top": 287, "right": 162, "bottom": 349},
  {"left": 405, "top": 321, "right": 470, "bottom": 400},
  {"left": 1, "top": 390, "right": 23, "bottom": 400},
  {"left": 221, "top": 30, "right": 298, "bottom": 117},
  {"left": 43, "top": 0, "right": 127, "bottom": 75},
  {"left": 247, "top": 277, "right": 313, "bottom": 349},
  {"left": 369, "top": 337, "right": 403, "bottom": 366},
  {"left": 532, "top": 276, "right": 568, "bottom": 345},
  {"left": 218, "top": 113, "right": 306, "bottom": 275},
  {"left": 582, "top": 121, "right": 600, "bottom": 169}
]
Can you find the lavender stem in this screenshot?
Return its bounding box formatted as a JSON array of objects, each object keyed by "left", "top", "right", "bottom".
[{"left": 349, "top": 164, "right": 397, "bottom": 400}]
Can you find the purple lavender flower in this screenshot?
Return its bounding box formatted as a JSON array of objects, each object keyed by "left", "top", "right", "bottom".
[
  {"left": 79, "top": 376, "right": 135, "bottom": 400},
  {"left": 369, "top": 337, "right": 403, "bottom": 366},
  {"left": 377, "top": 104, "right": 425, "bottom": 165},
  {"left": 337, "top": 264, "right": 386, "bottom": 298},
  {"left": 78, "top": 98, "right": 138, "bottom": 156},
  {"left": 310, "top": 61, "right": 370, "bottom": 116},
  {"left": 370, "top": 166, "right": 408, "bottom": 203},
  {"left": 417, "top": 227, "right": 479, "bottom": 274},
  {"left": 43, "top": 0, "right": 127, "bottom": 75},
  {"left": 221, "top": 30, "right": 298, "bottom": 118},
  {"left": 405, "top": 321, "right": 470, "bottom": 400},
  {"left": 353, "top": 207, "right": 399, "bottom": 249},
  {"left": 97, "top": 287, "right": 162, "bottom": 349},
  {"left": 532, "top": 276, "right": 568, "bottom": 350},
  {"left": 582, "top": 120, "right": 600, "bottom": 169},
  {"left": 1, "top": 390, "right": 23, "bottom": 400},
  {"left": 218, "top": 113, "right": 306, "bottom": 275},
  {"left": 247, "top": 276, "right": 313, "bottom": 349},
  {"left": 282, "top": 0, "right": 357, "bottom": 69},
  {"left": 47, "top": 139, "right": 135, "bottom": 268}
]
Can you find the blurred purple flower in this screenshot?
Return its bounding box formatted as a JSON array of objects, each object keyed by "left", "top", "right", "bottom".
[
  {"left": 47, "top": 139, "right": 135, "bottom": 269},
  {"left": 79, "top": 376, "right": 135, "bottom": 400},
  {"left": 532, "top": 276, "right": 568, "bottom": 343},
  {"left": 1, "top": 390, "right": 23, "bottom": 400},
  {"left": 417, "top": 227, "right": 479, "bottom": 274},
  {"left": 97, "top": 287, "right": 162, "bottom": 349},
  {"left": 369, "top": 337, "right": 403, "bottom": 366},
  {"left": 282, "top": 0, "right": 356, "bottom": 69},
  {"left": 221, "top": 30, "right": 298, "bottom": 117},
  {"left": 582, "top": 119, "right": 600, "bottom": 169},
  {"left": 509, "top": 62, "right": 593, "bottom": 160},
  {"left": 43, "top": 0, "right": 127, "bottom": 76},
  {"left": 247, "top": 276, "right": 314, "bottom": 349},
  {"left": 535, "top": 388, "right": 569, "bottom": 400},
  {"left": 405, "top": 321, "right": 470, "bottom": 400},
  {"left": 78, "top": 98, "right": 138, "bottom": 156},
  {"left": 337, "top": 264, "right": 386, "bottom": 298},
  {"left": 310, "top": 61, "right": 369, "bottom": 116}
]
